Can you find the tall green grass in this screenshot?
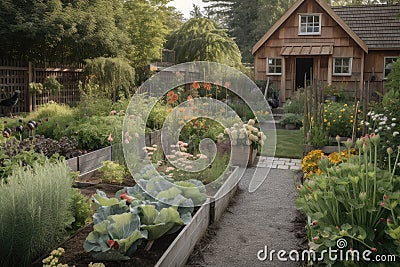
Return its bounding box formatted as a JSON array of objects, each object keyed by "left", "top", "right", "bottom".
[{"left": 0, "top": 161, "right": 73, "bottom": 267}]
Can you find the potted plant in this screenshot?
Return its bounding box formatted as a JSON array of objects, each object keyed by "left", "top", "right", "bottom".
[
  {"left": 324, "top": 84, "right": 340, "bottom": 102},
  {"left": 280, "top": 113, "right": 303, "bottom": 130},
  {"left": 218, "top": 119, "right": 266, "bottom": 167}
]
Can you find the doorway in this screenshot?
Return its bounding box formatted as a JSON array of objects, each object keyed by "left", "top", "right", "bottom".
[{"left": 296, "top": 58, "right": 313, "bottom": 89}]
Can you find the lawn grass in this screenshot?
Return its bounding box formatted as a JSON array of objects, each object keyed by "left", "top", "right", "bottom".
[{"left": 263, "top": 129, "right": 304, "bottom": 159}]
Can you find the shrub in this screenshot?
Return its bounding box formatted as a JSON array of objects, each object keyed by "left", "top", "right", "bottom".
[
  {"left": 323, "top": 101, "right": 361, "bottom": 137},
  {"left": 283, "top": 89, "right": 305, "bottom": 114},
  {"left": 69, "top": 189, "right": 92, "bottom": 231},
  {"left": 0, "top": 160, "right": 74, "bottom": 267},
  {"left": 362, "top": 90, "right": 400, "bottom": 170},
  {"left": 98, "top": 160, "right": 126, "bottom": 184},
  {"left": 279, "top": 113, "right": 303, "bottom": 128},
  {"left": 386, "top": 58, "right": 400, "bottom": 92}
]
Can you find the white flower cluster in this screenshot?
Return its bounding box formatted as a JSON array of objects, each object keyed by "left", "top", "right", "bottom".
[
  {"left": 362, "top": 111, "right": 398, "bottom": 137},
  {"left": 165, "top": 141, "right": 208, "bottom": 177},
  {"left": 219, "top": 119, "right": 266, "bottom": 148}
]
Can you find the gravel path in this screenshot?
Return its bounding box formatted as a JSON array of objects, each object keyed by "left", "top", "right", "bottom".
[{"left": 187, "top": 167, "right": 304, "bottom": 267}]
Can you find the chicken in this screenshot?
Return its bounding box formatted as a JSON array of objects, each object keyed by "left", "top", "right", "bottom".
[
  {"left": 0, "top": 90, "right": 20, "bottom": 117},
  {"left": 267, "top": 97, "right": 280, "bottom": 109}
]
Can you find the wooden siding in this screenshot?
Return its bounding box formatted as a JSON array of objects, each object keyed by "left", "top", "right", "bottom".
[{"left": 254, "top": 0, "right": 370, "bottom": 102}]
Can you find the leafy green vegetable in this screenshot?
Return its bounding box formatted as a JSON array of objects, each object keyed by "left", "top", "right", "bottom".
[
  {"left": 137, "top": 205, "right": 184, "bottom": 240},
  {"left": 84, "top": 213, "right": 147, "bottom": 261}
]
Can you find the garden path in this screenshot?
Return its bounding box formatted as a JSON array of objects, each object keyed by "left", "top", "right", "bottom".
[{"left": 187, "top": 165, "right": 303, "bottom": 267}]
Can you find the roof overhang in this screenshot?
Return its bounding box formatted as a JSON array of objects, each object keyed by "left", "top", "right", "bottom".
[
  {"left": 252, "top": 0, "right": 368, "bottom": 55},
  {"left": 281, "top": 43, "right": 333, "bottom": 56}
]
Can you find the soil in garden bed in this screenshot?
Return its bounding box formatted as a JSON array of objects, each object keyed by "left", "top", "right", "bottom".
[
  {"left": 57, "top": 224, "right": 181, "bottom": 267},
  {"left": 76, "top": 171, "right": 136, "bottom": 198}
]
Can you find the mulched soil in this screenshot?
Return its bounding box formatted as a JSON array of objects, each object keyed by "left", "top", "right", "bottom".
[
  {"left": 75, "top": 170, "right": 136, "bottom": 198},
  {"left": 57, "top": 225, "right": 181, "bottom": 267}
]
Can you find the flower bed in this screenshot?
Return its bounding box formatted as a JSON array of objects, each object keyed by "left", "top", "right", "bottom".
[{"left": 297, "top": 134, "right": 400, "bottom": 265}]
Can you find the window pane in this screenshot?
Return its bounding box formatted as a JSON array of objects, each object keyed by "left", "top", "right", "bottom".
[
  {"left": 301, "top": 16, "right": 307, "bottom": 23},
  {"left": 276, "top": 67, "right": 281, "bottom": 73}
]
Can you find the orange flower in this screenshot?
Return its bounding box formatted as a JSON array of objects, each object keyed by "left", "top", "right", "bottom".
[
  {"left": 204, "top": 83, "right": 211, "bottom": 91},
  {"left": 192, "top": 81, "right": 200, "bottom": 89},
  {"left": 187, "top": 95, "right": 193, "bottom": 101},
  {"left": 167, "top": 108, "right": 173, "bottom": 113},
  {"left": 167, "top": 91, "right": 178, "bottom": 104}
]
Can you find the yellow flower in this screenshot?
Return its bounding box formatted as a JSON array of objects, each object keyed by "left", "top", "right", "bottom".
[
  {"left": 324, "top": 118, "right": 327, "bottom": 123},
  {"left": 344, "top": 104, "right": 348, "bottom": 107},
  {"left": 327, "top": 122, "right": 331, "bottom": 127},
  {"left": 350, "top": 120, "right": 353, "bottom": 123}
]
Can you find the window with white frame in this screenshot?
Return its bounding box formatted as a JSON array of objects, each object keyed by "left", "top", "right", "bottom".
[
  {"left": 298, "top": 14, "right": 321, "bottom": 35},
  {"left": 267, "top": 58, "right": 282, "bottom": 75},
  {"left": 384, "top": 57, "right": 399, "bottom": 79},
  {"left": 333, "top": 58, "right": 352, "bottom": 76}
]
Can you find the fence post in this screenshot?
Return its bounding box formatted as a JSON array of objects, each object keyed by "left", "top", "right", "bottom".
[{"left": 28, "top": 61, "right": 33, "bottom": 112}]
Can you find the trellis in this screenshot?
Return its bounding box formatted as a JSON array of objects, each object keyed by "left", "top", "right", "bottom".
[{"left": 0, "top": 59, "right": 84, "bottom": 116}]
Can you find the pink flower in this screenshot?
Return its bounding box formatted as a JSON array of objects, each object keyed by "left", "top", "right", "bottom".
[
  {"left": 380, "top": 202, "right": 385, "bottom": 207},
  {"left": 312, "top": 220, "right": 318, "bottom": 226},
  {"left": 124, "top": 138, "right": 130, "bottom": 144},
  {"left": 108, "top": 133, "right": 113, "bottom": 143},
  {"left": 110, "top": 110, "right": 117, "bottom": 116}
]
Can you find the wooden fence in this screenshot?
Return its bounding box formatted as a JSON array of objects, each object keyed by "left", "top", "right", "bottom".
[{"left": 0, "top": 59, "right": 84, "bottom": 116}]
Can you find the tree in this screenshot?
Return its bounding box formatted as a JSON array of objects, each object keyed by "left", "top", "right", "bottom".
[
  {"left": 123, "top": 0, "right": 183, "bottom": 68},
  {"left": 166, "top": 17, "right": 242, "bottom": 66},
  {"left": 204, "top": 0, "right": 295, "bottom": 62},
  {"left": 84, "top": 57, "right": 135, "bottom": 101},
  {"left": 0, "top": 0, "right": 130, "bottom": 63}
]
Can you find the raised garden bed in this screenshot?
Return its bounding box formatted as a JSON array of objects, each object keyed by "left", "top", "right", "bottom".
[{"left": 38, "top": 164, "right": 240, "bottom": 267}]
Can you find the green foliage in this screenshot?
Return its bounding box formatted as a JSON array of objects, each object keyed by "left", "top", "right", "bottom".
[
  {"left": 0, "top": 0, "right": 130, "bottom": 63},
  {"left": 0, "top": 137, "right": 63, "bottom": 181},
  {"left": 363, "top": 91, "right": 400, "bottom": 170},
  {"left": 386, "top": 59, "right": 400, "bottom": 92},
  {"left": 205, "top": 0, "right": 295, "bottom": 62},
  {"left": 29, "top": 82, "right": 44, "bottom": 95},
  {"left": 0, "top": 160, "right": 73, "bottom": 267},
  {"left": 84, "top": 213, "right": 147, "bottom": 261},
  {"left": 84, "top": 57, "right": 135, "bottom": 101},
  {"left": 296, "top": 138, "right": 400, "bottom": 266},
  {"left": 98, "top": 161, "right": 126, "bottom": 184},
  {"left": 85, "top": 175, "right": 208, "bottom": 260},
  {"left": 324, "top": 101, "right": 361, "bottom": 137},
  {"left": 43, "top": 76, "right": 62, "bottom": 95},
  {"left": 69, "top": 189, "right": 92, "bottom": 231},
  {"left": 283, "top": 89, "right": 305, "bottom": 114},
  {"left": 279, "top": 113, "right": 303, "bottom": 128},
  {"left": 166, "top": 17, "right": 242, "bottom": 66},
  {"left": 137, "top": 205, "right": 185, "bottom": 240}
]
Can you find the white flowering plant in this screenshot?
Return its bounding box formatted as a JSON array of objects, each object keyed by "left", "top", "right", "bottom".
[
  {"left": 218, "top": 119, "right": 266, "bottom": 151},
  {"left": 361, "top": 90, "right": 400, "bottom": 170}
]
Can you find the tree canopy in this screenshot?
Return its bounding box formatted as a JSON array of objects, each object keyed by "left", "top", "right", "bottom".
[
  {"left": 0, "top": 0, "right": 182, "bottom": 67},
  {"left": 166, "top": 17, "right": 242, "bottom": 67}
]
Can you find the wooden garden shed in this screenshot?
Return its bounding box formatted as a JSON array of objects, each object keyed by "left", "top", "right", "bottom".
[{"left": 252, "top": 0, "right": 400, "bottom": 103}]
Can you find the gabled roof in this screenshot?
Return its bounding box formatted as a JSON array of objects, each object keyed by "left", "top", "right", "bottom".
[
  {"left": 332, "top": 4, "right": 400, "bottom": 50},
  {"left": 251, "top": 0, "right": 368, "bottom": 55}
]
